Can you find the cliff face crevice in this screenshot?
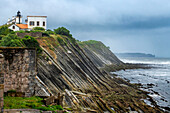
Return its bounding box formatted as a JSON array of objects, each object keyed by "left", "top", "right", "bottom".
[
  {"left": 77, "top": 40, "right": 123, "bottom": 68},
  {"left": 36, "top": 36, "right": 163, "bottom": 112},
  {"left": 37, "top": 37, "right": 113, "bottom": 94}
]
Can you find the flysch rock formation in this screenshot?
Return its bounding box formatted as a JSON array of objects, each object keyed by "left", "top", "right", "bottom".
[
  {"left": 77, "top": 40, "right": 123, "bottom": 68},
  {"left": 36, "top": 36, "right": 163, "bottom": 112},
  {"left": 0, "top": 34, "right": 163, "bottom": 112}
]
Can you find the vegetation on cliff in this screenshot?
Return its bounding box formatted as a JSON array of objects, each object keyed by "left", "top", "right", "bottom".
[
  {"left": 0, "top": 33, "right": 42, "bottom": 54},
  {"left": 77, "top": 40, "right": 110, "bottom": 50},
  {"left": 4, "top": 96, "right": 63, "bottom": 112},
  {"left": 0, "top": 26, "right": 163, "bottom": 112}
]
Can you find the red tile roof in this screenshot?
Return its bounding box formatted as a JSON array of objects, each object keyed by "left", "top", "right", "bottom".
[{"left": 16, "top": 24, "right": 28, "bottom": 29}]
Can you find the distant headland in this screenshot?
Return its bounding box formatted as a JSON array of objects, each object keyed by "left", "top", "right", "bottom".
[{"left": 115, "top": 53, "right": 156, "bottom": 58}]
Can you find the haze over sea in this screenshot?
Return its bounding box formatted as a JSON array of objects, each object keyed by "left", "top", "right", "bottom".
[{"left": 112, "top": 57, "right": 170, "bottom": 111}]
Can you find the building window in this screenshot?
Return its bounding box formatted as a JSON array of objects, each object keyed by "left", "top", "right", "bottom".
[
  {"left": 30, "top": 21, "right": 34, "bottom": 26},
  {"left": 37, "top": 21, "right": 40, "bottom": 26},
  {"left": 13, "top": 26, "right": 15, "bottom": 29},
  {"left": 43, "top": 21, "right": 45, "bottom": 26}
]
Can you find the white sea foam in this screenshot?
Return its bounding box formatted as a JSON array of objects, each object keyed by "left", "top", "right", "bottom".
[
  {"left": 113, "top": 57, "right": 170, "bottom": 108},
  {"left": 119, "top": 57, "right": 170, "bottom": 65}
]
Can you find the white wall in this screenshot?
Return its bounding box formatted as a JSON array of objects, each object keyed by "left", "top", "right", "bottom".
[
  {"left": 27, "top": 17, "right": 47, "bottom": 30},
  {"left": 16, "top": 17, "right": 23, "bottom": 24},
  {"left": 8, "top": 24, "right": 20, "bottom": 31},
  {"left": 7, "top": 18, "right": 16, "bottom": 25}
]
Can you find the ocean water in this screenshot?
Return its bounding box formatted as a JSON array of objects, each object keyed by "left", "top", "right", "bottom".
[{"left": 112, "top": 57, "right": 170, "bottom": 110}]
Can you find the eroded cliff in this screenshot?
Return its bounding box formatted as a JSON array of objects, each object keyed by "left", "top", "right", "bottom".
[
  {"left": 77, "top": 40, "right": 123, "bottom": 68},
  {"left": 35, "top": 35, "right": 162, "bottom": 112}
]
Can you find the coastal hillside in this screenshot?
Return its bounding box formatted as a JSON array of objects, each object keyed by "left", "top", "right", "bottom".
[
  {"left": 0, "top": 27, "right": 163, "bottom": 112},
  {"left": 35, "top": 34, "right": 162, "bottom": 112},
  {"left": 77, "top": 40, "right": 123, "bottom": 68}
]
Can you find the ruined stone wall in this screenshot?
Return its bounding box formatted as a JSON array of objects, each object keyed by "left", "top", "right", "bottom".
[
  {"left": 0, "top": 48, "right": 36, "bottom": 97},
  {"left": 0, "top": 54, "right": 4, "bottom": 112},
  {"left": 16, "top": 32, "right": 42, "bottom": 38}
]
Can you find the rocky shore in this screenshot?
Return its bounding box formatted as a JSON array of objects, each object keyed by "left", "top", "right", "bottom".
[
  {"left": 112, "top": 62, "right": 170, "bottom": 113},
  {"left": 0, "top": 32, "right": 165, "bottom": 112}
]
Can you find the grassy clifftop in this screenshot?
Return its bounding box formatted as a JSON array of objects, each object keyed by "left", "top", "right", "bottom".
[
  {"left": 77, "top": 40, "right": 123, "bottom": 68},
  {"left": 77, "top": 40, "right": 109, "bottom": 49},
  {"left": 0, "top": 27, "right": 163, "bottom": 112}
]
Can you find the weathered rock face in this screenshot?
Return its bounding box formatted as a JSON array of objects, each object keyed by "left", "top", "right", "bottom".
[
  {"left": 37, "top": 37, "right": 114, "bottom": 94},
  {"left": 0, "top": 84, "right": 3, "bottom": 112},
  {"left": 0, "top": 48, "right": 36, "bottom": 97},
  {"left": 36, "top": 37, "right": 163, "bottom": 112},
  {"left": 78, "top": 40, "right": 123, "bottom": 68}
]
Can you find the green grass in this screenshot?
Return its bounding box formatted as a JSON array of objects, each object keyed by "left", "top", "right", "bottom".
[
  {"left": 4, "top": 96, "right": 63, "bottom": 111},
  {"left": 77, "top": 40, "right": 106, "bottom": 49}
]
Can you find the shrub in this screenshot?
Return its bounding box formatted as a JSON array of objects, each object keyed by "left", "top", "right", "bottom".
[
  {"left": 32, "top": 27, "right": 45, "bottom": 31},
  {"left": 42, "top": 31, "right": 50, "bottom": 37},
  {"left": 0, "top": 35, "right": 4, "bottom": 40},
  {"left": 15, "top": 30, "right": 26, "bottom": 33},
  {"left": 0, "top": 34, "right": 23, "bottom": 47},
  {"left": 46, "top": 29, "right": 55, "bottom": 34},
  {"left": 22, "top": 35, "right": 42, "bottom": 54},
  {"left": 57, "top": 37, "right": 65, "bottom": 45},
  {"left": 7, "top": 90, "right": 16, "bottom": 93},
  {"left": 34, "top": 105, "right": 63, "bottom": 111},
  {"left": 0, "top": 25, "right": 11, "bottom": 35},
  {"left": 54, "top": 27, "right": 71, "bottom": 37}
]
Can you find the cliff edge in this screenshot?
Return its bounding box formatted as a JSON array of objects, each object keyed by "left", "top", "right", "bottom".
[{"left": 36, "top": 35, "right": 162, "bottom": 112}]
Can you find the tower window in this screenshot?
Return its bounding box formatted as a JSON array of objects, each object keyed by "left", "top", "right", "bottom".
[
  {"left": 43, "top": 21, "right": 45, "bottom": 26},
  {"left": 13, "top": 26, "right": 15, "bottom": 29},
  {"left": 37, "top": 21, "right": 40, "bottom": 26},
  {"left": 30, "top": 21, "right": 34, "bottom": 26}
]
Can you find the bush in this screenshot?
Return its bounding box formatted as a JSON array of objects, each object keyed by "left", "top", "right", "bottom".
[
  {"left": 54, "top": 27, "right": 72, "bottom": 37},
  {"left": 57, "top": 37, "right": 65, "bottom": 45},
  {"left": 34, "top": 105, "right": 63, "bottom": 111},
  {"left": 15, "top": 30, "right": 26, "bottom": 33},
  {"left": 0, "top": 34, "right": 23, "bottom": 47},
  {"left": 0, "top": 35, "right": 4, "bottom": 40},
  {"left": 42, "top": 31, "right": 50, "bottom": 37},
  {"left": 7, "top": 90, "right": 16, "bottom": 93},
  {"left": 46, "top": 29, "right": 55, "bottom": 34},
  {"left": 32, "top": 27, "right": 45, "bottom": 31},
  {"left": 22, "top": 35, "right": 42, "bottom": 54},
  {"left": 0, "top": 25, "right": 11, "bottom": 35}
]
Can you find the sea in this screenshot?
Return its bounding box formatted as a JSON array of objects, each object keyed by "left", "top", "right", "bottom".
[{"left": 111, "top": 57, "right": 170, "bottom": 111}]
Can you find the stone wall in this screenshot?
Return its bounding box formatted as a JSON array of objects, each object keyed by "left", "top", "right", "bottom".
[
  {"left": 0, "top": 54, "right": 4, "bottom": 112},
  {"left": 0, "top": 85, "right": 3, "bottom": 113},
  {"left": 16, "top": 32, "right": 42, "bottom": 38},
  {"left": 0, "top": 47, "right": 37, "bottom": 97}
]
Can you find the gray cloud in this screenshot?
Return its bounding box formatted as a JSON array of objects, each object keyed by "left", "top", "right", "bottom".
[{"left": 0, "top": 0, "right": 170, "bottom": 57}]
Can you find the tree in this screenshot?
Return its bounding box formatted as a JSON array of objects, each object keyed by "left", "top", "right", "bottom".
[
  {"left": 0, "top": 34, "right": 23, "bottom": 47},
  {"left": 54, "top": 27, "right": 72, "bottom": 37}
]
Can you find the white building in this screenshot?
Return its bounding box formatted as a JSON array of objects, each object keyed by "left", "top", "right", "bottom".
[
  {"left": 7, "top": 11, "right": 47, "bottom": 31},
  {"left": 8, "top": 24, "right": 28, "bottom": 31},
  {"left": 7, "top": 11, "right": 22, "bottom": 25},
  {"left": 26, "top": 16, "right": 47, "bottom": 30}
]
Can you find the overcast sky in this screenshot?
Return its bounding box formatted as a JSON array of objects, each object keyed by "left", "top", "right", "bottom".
[{"left": 1, "top": 0, "right": 170, "bottom": 57}]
